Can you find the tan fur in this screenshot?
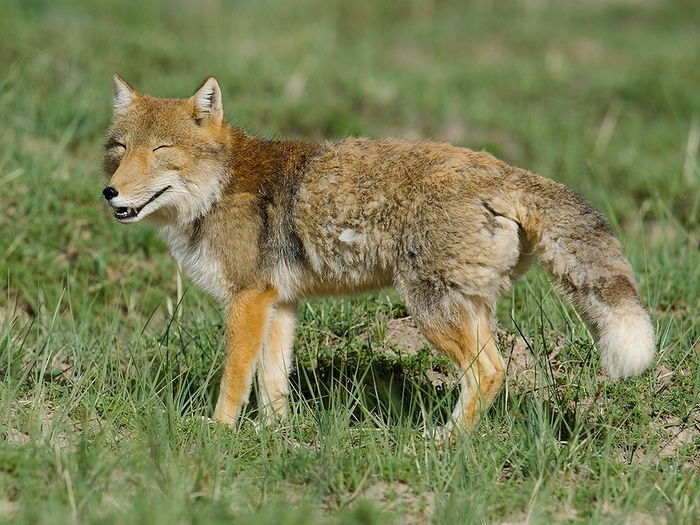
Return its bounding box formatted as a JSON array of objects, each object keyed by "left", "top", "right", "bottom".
[
  {"left": 256, "top": 301, "right": 297, "bottom": 422},
  {"left": 214, "top": 286, "right": 280, "bottom": 425},
  {"left": 103, "top": 76, "right": 656, "bottom": 435}
]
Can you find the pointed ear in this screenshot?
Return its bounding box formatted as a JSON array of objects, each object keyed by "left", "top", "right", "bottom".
[
  {"left": 113, "top": 74, "right": 137, "bottom": 116},
  {"left": 191, "top": 77, "right": 223, "bottom": 125}
]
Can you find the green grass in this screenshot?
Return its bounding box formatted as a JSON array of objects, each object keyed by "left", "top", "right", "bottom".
[{"left": 1, "top": 0, "right": 699, "bottom": 523}]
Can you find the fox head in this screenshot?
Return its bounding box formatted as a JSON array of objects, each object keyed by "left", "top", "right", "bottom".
[{"left": 102, "top": 76, "right": 228, "bottom": 225}]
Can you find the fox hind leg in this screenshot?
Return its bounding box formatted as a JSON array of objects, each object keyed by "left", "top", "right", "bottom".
[
  {"left": 256, "top": 301, "right": 297, "bottom": 425},
  {"left": 414, "top": 300, "right": 505, "bottom": 434}
]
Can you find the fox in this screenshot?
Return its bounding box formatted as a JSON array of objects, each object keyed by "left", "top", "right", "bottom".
[{"left": 102, "top": 75, "right": 655, "bottom": 435}]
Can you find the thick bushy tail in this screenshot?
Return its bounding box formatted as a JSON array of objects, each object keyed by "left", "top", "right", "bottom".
[{"left": 498, "top": 169, "right": 656, "bottom": 378}]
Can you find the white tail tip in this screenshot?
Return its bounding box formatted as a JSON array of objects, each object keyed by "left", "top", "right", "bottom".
[{"left": 598, "top": 305, "right": 655, "bottom": 379}]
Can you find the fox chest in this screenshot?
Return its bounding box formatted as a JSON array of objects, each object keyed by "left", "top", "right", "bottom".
[{"left": 159, "top": 226, "right": 228, "bottom": 301}]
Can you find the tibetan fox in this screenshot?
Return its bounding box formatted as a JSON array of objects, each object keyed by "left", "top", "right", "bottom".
[{"left": 102, "top": 76, "right": 655, "bottom": 435}]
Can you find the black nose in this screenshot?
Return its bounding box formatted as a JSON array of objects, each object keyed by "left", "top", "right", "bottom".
[{"left": 103, "top": 186, "right": 119, "bottom": 200}]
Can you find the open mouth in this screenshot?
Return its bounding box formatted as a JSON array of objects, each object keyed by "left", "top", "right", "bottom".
[{"left": 114, "top": 186, "right": 170, "bottom": 221}]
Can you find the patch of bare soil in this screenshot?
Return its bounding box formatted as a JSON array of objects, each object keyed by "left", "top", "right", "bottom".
[
  {"left": 360, "top": 481, "right": 435, "bottom": 525},
  {"left": 324, "top": 480, "right": 434, "bottom": 525},
  {"left": 657, "top": 420, "right": 699, "bottom": 465},
  {"left": 3, "top": 393, "right": 108, "bottom": 452},
  {"left": 0, "top": 498, "right": 18, "bottom": 522},
  {"left": 381, "top": 317, "right": 428, "bottom": 356}
]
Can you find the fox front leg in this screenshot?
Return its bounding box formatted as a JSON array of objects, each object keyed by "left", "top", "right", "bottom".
[
  {"left": 213, "top": 287, "right": 280, "bottom": 427},
  {"left": 256, "top": 301, "right": 298, "bottom": 425}
]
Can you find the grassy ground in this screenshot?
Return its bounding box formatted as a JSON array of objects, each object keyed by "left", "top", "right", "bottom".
[{"left": 1, "top": 0, "right": 699, "bottom": 523}]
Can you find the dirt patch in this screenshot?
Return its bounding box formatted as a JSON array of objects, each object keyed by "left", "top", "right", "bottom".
[
  {"left": 4, "top": 393, "right": 108, "bottom": 452},
  {"left": 503, "top": 333, "right": 535, "bottom": 376},
  {"left": 356, "top": 314, "right": 430, "bottom": 357},
  {"left": 382, "top": 317, "right": 428, "bottom": 355},
  {"left": 4, "top": 427, "right": 30, "bottom": 446},
  {"left": 655, "top": 417, "right": 700, "bottom": 467},
  {"left": 328, "top": 480, "right": 435, "bottom": 524},
  {"left": 624, "top": 512, "right": 667, "bottom": 525},
  {"left": 0, "top": 499, "right": 18, "bottom": 522}
]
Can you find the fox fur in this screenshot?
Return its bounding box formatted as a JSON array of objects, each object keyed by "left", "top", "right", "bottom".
[{"left": 102, "top": 76, "right": 655, "bottom": 433}]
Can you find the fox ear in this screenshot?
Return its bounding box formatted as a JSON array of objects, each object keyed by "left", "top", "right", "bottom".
[
  {"left": 192, "top": 77, "right": 223, "bottom": 125},
  {"left": 113, "top": 74, "right": 137, "bottom": 116}
]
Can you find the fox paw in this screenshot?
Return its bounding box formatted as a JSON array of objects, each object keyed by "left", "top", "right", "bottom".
[{"left": 422, "top": 424, "right": 456, "bottom": 446}]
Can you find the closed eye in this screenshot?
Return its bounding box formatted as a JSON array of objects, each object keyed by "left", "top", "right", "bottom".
[{"left": 153, "top": 144, "right": 172, "bottom": 152}]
